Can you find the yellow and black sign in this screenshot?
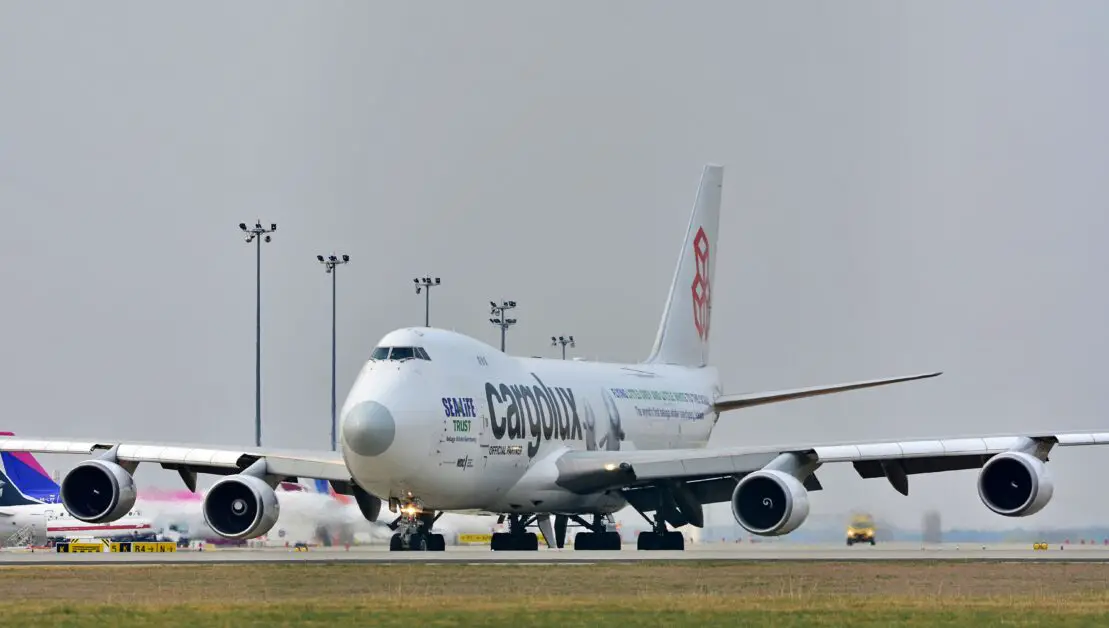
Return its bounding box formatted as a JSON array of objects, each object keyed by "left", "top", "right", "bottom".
[
  {"left": 1033, "top": 542, "right": 1049, "bottom": 551},
  {"left": 110, "top": 542, "right": 178, "bottom": 553},
  {"left": 55, "top": 542, "right": 104, "bottom": 553}
]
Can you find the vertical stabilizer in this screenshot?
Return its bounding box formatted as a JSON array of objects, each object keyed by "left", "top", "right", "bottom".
[
  {"left": 645, "top": 164, "right": 723, "bottom": 367},
  {"left": 0, "top": 431, "right": 59, "bottom": 504}
]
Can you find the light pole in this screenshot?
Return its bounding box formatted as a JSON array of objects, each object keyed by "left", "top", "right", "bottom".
[
  {"left": 489, "top": 300, "right": 518, "bottom": 352},
  {"left": 413, "top": 276, "right": 441, "bottom": 327},
  {"left": 551, "top": 335, "right": 575, "bottom": 360},
  {"left": 239, "top": 220, "right": 277, "bottom": 448},
  {"left": 318, "top": 253, "right": 350, "bottom": 452}
]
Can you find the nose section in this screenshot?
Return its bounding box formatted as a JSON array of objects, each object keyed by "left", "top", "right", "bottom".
[{"left": 342, "top": 400, "right": 396, "bottom": 457}]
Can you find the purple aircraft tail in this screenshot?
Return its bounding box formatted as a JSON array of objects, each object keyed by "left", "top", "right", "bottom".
[{"left": 0, "top": 432, "right": 61, "bottom": 504}]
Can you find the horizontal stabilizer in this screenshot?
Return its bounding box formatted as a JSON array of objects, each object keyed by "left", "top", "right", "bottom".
[{"left": 714, "top": 372, "right": 941, "bottom": 413}]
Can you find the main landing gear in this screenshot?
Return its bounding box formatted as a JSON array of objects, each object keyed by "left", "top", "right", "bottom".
[
  {"left": 490, "top": 515, "right": 540, "bottom": 551},
  {"left": 388, "top": 508, "right": 446, "bottom": 552},
  {"left": 570, "top": 514, "right": 622, "bottom": 551},
  {"left": 632, "top": 508, "right": 686, "bottom": 551},
  {"left": 489, "top": 514, "right": 621, "bottom": 551}
]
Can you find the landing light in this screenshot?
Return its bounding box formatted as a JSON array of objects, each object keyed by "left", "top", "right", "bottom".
[{"left": 604, "top": 463, "right": 617, "bottom": 471}]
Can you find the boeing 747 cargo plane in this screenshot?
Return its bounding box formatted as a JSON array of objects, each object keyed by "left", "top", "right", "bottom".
[{"left": 0, "top": 164, "right": 1099, "bottom": 551}]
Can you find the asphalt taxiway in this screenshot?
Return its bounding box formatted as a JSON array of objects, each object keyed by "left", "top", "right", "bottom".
[{"left": 2, "top": 542, "right": 1107, "bottom": 565}]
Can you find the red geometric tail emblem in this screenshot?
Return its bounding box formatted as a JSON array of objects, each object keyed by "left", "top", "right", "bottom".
[{"left": 691, "top": 227, "right": 710, "bottom": 341}]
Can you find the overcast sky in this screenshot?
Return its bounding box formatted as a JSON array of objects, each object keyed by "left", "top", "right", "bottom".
[{"left": 1, "top": 1, "right": 1107, "bottom": 531}]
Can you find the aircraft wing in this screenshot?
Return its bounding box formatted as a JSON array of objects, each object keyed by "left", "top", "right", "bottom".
[
  {"left": 0, "top": 437, "right": 351, "bottom": 491},
  {"left": 712, "top": 371, "right": 942, "bottom": 412},
  {"left": 554, "top": 431, "right": 1109, "bottom": 499}
]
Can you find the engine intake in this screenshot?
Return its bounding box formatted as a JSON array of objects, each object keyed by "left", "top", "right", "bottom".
[
  {"left": 202, "top": 474, "right": 280, "bottom": 539},
  {"left": 731, "top": 469, "right": 810, "bottom": 535},
  {"left": 59, "top": 460, "right": 137, "bottom": 523},
  {"left": 977, "top": 451, "right": 1053, "bottom": 517}
]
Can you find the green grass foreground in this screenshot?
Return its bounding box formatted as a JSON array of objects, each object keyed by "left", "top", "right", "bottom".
[{"left": 3, "top": 561, "right": 1109, "bottom": 626}]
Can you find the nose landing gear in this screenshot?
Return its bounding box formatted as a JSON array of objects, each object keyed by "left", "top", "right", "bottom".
[{"left": 387, "top": 505, "right": 446, "bottom": 551}]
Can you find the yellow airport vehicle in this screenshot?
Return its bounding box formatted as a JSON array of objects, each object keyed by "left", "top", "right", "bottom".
[
  {"left": 846, "top": 513, "right": 876, "bottom": 546},
  {"left": 1033, "top": 542, "right": 1049, "bottom": 550}
]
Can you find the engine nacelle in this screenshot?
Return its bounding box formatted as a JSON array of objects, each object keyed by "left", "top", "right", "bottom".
[
  {"left": 730, "top": 469, "right": 810, "bottom": 536},
  {"left": 351, "top": 483, "right": 382, "bottom": 522},
  {"left": 202, "top": 474, "right": 280, "bottom": 540},
  {"left": 977, "top": 451, "right": 1054, "bottom": 517},
  {"left": 59, "top": 460, "right": 137, "bottom": 523}
]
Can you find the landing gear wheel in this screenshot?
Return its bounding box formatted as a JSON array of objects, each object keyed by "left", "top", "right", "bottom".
[
  {"left": 389, "top": 534, "right": 403, "bottom": 551},
  {"left": 428, "top": 534, "right": 446, "bottom": 552},
  {"left": 870, "top": 539, "right": 876, "bottom": 546},
  {"left": 846, "top": 539, "right": 853, "bottom": 547},
  {"left": 490, "top": 532, "right": 538, "bottom": 551},
  {"left": 574, "top": 531, "right": 621, "bottom": 551},
  {"left": 637, "top": 531, "right": 684, "bottom": 550}
]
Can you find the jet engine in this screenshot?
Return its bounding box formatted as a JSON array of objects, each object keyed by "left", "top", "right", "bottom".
[
  {"left": 202, "top": 474, "right": 280, "bottom": 540},
  {"left": 977, "top": 451, "right": 1054, "bottom": 517},
  {"left": 730, "top": 469, "right": 810, "bottom": 535},
  {"left": 59, "top": 459, "right": 137, "bottom": 523},
  {"left": 352, "top": 483, "right": 382, "bottom": 522}
]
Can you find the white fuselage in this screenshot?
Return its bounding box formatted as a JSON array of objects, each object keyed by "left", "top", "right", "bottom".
[
  {"left": 0, "top": 503, "right": 157, "bottom": 541},
  {"left": 340, "top": 327, "right": 720, "bottom": 514}
]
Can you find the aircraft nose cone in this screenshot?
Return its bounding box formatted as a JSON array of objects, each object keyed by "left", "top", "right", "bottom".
[{"left": 342, "top": 401, "right": 396, "bottom": 457}]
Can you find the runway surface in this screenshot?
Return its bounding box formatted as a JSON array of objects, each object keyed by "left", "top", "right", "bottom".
[{"left": 3, "top": 542, "right": 1107, "bottom": 565}]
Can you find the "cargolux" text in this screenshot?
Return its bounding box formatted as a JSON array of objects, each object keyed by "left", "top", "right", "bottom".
[{"left": 484, "top": 374, "right": 583, "bottom": 458}]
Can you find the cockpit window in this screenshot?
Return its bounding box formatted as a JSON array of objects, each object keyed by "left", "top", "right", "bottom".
[
  {"left": 389, "top": 347, "right": 414, "bottom": 360},
  {"left": 370, "top": 346, "right": 430, "bottom": 361}
]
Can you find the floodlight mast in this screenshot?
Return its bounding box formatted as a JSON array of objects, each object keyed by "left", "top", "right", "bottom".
[
  {"left": 318, "top": 253, "right": 351, "bottom": 452},
  {"left": 238, "top": 220, "right": 277, "bottom": 448},
  {"left": 551, "top": 335, "right": 576, "bottom": 360},
  {"left": 489, "top": 300, "right": 518, "bottom": 352},
  {"left": 413, "top": 276, "right": 441, "bottom": 327}
]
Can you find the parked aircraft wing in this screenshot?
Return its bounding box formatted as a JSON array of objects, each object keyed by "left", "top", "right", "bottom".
[{"left": 0, "top": 437, "right": 351, "bottom": 488}]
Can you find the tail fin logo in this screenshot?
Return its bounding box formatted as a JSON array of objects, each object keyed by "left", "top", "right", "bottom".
[{"left": 691, "top": 226, "right": 711, "bottom": 341}]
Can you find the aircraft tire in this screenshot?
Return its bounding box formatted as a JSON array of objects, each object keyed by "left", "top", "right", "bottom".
[
  {"left": 428, "top": 534, "right": 446, "bottom": 552},
  {"left": 491, "top": 532, "right": 538, "bottom": 551},
  {"left": 638, "top": 532, "right": 683, "bottom": 550},
  {"left": 576, "top": 531, "right": 621, "bottom": 551},
  {"left": 389, "top": 534, "right": 403, "bottom": 551}
]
